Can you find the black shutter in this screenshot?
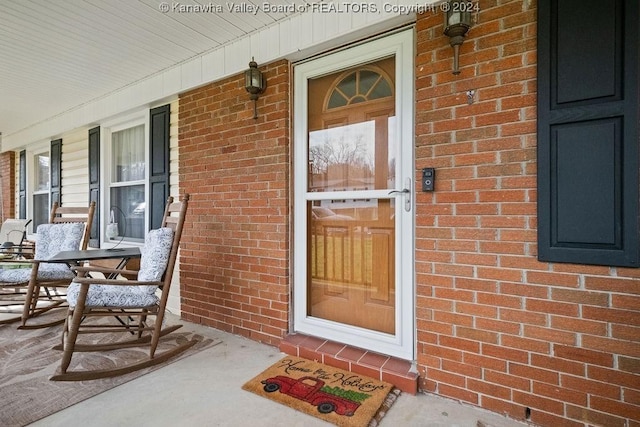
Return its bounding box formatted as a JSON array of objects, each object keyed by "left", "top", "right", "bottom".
[
  {"left": 88, "top": 127, "right": 100, "bottom": 248},
  {"left": 18, "top": 150, "right": 26, "bottom": 219},
  {"left": 50, "top": 138, "right": 62, "bottom": 207},
  {"left": 149, "top": 105, "right": 170, "bottom": 230},
  {"left": 537, "top": 0, "right": 639, "bottom": 266}
]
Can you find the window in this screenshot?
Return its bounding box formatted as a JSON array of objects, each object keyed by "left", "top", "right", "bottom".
[
  {"left": 32, "top": 152, "right": 49, "bottom": 229},
  {"left": 327, "top": 68, "right": 392, "bottom": 109},
  {"left": 101, "top": 105, "right": 170, "bottom": 247},
  {"left": 108, "top": 124, "right": 145, "bottom": 242}
]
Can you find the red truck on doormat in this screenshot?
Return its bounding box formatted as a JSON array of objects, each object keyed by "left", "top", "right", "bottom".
[{"left": 261, "top": 375, "right": 361, "bottom": 416}]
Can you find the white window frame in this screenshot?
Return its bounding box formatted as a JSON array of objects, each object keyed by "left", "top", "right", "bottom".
[
  {"left": 101, "top": 113, "right": 149, "bottom": 248},
  {"left": 26, "top": 142, "right": 50, "bottom": 233}
]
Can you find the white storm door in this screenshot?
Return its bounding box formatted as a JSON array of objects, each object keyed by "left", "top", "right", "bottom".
[{"left": 293, "top": 29, "right": 415, "bottom": 360}]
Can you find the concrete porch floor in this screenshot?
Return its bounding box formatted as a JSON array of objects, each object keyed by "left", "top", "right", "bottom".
[{"left": 29, "top": 315, "right": 532, "bottom": 427}]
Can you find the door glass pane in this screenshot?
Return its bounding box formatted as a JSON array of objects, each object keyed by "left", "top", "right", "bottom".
[
  {"left": 308, "top": 199, "right": 395, "bottom": 334},
  {"left": 309, "top": 122, "right": 372, "bottom": 192},
  {"left": 306, "top": 57, "right": 396, "bottom": 335},
  {"left": 308, "top": 118, "right": 396, "bottom": 193}
]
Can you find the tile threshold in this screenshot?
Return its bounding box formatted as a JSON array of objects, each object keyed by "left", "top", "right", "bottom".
[{"left": 279, "top": 333, "right": 419, "bottom": 395}]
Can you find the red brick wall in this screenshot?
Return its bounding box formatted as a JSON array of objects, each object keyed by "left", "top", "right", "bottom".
[
  {"left": 415, "top": 2, "right": 639, "bottom": 426},
  {"left": 0, "top": 151, "right": 16, "bottom": 223},
  {"left": 177, "top": 3, "right": 639, "bottom": 425},
  {"left": 178, "top": 60, "right": 290, "bottom": 346}
]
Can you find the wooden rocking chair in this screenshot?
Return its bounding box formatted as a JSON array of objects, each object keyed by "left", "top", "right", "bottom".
[
  {"left": 51, "top": 194, "right": 192, "bottom": 381},
  {"left": 18, "top": 201, "right": 96, "bottom": 329},
  {"left": 0, "top": 220, "right": 31, "bottom": 324},
  {"left": 0, "top": 202, "right": 95, "bottom": 327}
]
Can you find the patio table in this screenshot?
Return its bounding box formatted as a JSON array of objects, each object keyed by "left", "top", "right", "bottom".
[{"left": 47, "top": 247, "right": 141, "bottom": 279}]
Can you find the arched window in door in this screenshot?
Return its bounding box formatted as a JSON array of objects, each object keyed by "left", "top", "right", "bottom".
[{"left": 326, "top": 68, "right": 393, "bottom": 110}]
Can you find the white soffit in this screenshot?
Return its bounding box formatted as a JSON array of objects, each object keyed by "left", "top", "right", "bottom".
[{"left": 1, "top": 0, "right": 438, "bottom": 149}]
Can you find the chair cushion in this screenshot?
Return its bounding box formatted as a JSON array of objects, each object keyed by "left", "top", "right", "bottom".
[
  {"left": 0, "top": 223, "right": 84, "bottom": 284},
  {"left": 137, "top": 227, "right": 174, "bottom": 294},
  {"left": 0, "top": 267, "right": 31, "bottom": 283},
  {"left": 0, "top": 263, "right": 74, "bottom": 283},
  {"left": 67, "top": 283, "right": 159, "bottom": 308},
  {"left": 34, "top": 222, "right": 85, "bottom": 260},
  {"left": 66, "top": 227, "right": 173, "bottom": 308}
]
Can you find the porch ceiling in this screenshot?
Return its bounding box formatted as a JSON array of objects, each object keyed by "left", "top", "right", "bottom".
[{"left": 0, "top": 0, "right": 309, "bottom": 141}]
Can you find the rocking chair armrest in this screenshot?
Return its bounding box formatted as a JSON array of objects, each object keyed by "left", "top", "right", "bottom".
[
  {"left": 0, "top": 258, "right": 37, "bottom": 265},
  {"left": 72, "top": 276, "right": 163, "bottom": 287},
  {"left": 0, "top": 259, "right": 39, "bottom": 272}
]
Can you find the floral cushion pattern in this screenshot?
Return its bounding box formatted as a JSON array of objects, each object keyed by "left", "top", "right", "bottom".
[
  {"left": 34, "top": 223, "right": 86, "bottom": 259},
  {"left": 67, "top": 283, "right": 159, "bottom": 308},
  {"left": 0, "top": 263, "right": 75, "bottom": 283},
  {"left": 67, "top": 228, "right": 174, "bottom": 308},
  {"left": 137, "top": 227, "right": 174, "bottom": 291},
  {"left": 0, "top": 267, "right": 31, "bottom": 283},
  {"left": 0, "top": 222, "right": 84, "bottom": 284}
]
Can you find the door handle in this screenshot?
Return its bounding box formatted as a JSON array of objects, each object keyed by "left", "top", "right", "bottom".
[
  {"left": 388, "top": 189, "right": 410, "bottom": 195},
  {"left": 388, "top": 178, "right": 412, "bottom": 212}
]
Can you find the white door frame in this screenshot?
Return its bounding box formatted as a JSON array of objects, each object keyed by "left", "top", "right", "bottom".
[{"left": 292, "top": 29, "right": 415, "bottom": 360}]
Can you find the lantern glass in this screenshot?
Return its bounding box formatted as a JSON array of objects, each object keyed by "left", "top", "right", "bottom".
[
  {"left": 444, "top": 1, "right": 473, "bottom": 32},
  {"left": 251, "top": 71, "right": 262, "bottom": 90},
  {"left": 244, "top": 70, "right": 255, "bottom": 92},
  {"left": 460, "top": 11, "right": 472, "bottom": 26},
  {"left": 447, "top": 12, "right": 461, "bottom": 26}
]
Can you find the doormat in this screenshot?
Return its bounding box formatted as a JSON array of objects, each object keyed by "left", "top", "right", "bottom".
[{"left": 242, "top": 356, "right": 401, "bottom": 426}]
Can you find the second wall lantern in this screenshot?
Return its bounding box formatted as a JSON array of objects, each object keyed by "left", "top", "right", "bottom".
[
  {"left": 443, "top": 0, "right": 473, "bottom": 75},
  {"left": 245, "top": 57, "right": 266, "bottom": 119}
]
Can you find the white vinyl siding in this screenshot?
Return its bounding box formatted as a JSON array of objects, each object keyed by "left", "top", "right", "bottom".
[{"left": 59, "top": 128, "right": 90, "bottom": 207}]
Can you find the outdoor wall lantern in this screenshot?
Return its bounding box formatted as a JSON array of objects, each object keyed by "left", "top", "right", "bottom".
[
  {"left": 443, "top": 0, "right": 473, "bottom": 75},
  {"left": 244, "top": 57, "right": 266, "bottom": 119}
]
